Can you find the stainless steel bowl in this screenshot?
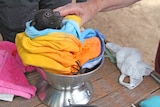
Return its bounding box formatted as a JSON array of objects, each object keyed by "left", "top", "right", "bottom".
[{"left": 37, "top": 58, "right": 104, "bottom": 107}]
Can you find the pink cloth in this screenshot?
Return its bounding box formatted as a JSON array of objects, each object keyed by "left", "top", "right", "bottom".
[{"left": 0, "top": 41, "right": 37, "bottom": 99}]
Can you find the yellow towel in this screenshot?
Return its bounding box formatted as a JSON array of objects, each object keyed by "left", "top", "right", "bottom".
[
  {"left": 16, "top": 32, "right": 101, "bottom": 75},
  {"left": 64, "top": 15, "right": 81, "bottom": 26}
]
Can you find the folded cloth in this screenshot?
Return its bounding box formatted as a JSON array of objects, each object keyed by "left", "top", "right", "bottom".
[
  {"left": 0, "top": 41, "right": 36, "bottom": 99},
  {"left": 16, "top": 31, "right": 101, "bottom": 75},
  {"left": 139, "top": 96, "right": 160, "bottom": 107}
]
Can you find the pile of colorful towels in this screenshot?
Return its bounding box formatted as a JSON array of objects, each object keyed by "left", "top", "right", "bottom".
[{"left": 15, "top": 15, "right": 105, "bottom": 75}]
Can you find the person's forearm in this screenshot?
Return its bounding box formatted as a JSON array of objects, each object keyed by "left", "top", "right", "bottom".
[
  {"left": 87, "top": 0, "right": 140, "bottom": 12},
  {"left": 53, "top": 0, "right": 140, "bottom": 25}
]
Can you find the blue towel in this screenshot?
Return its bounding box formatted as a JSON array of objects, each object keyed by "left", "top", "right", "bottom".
[
  {"left": 25, "top": 19, "right": 84, "bottom": 42},
  {"left": 139, "top": 96, "right": 160, "bottom": 107}
]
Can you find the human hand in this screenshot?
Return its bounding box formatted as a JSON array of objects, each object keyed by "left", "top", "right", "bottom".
[
  {"left": 54, "top": 0, "right": 140, "bottom": 26},
  {"left": 54, "top": 1, "right": 100, "bottom": 26}
]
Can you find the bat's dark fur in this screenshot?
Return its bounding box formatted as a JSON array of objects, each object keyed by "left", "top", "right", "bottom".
[{"left": 30, "top": 9, "right": 63, "bottom": 30}]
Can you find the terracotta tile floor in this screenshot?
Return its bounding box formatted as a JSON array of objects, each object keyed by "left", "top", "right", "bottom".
[{"left": 0, "top": 58, "right": 159, "bottom": 107}]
